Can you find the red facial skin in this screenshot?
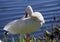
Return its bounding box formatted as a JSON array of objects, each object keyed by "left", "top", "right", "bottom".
[{"left": 25, "top": 12, "right": 29, "bottom": 18}]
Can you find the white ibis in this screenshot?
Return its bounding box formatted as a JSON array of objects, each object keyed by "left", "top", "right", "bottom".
[{"left": 3, "top": 5, "right": 45, "bottom": 42}]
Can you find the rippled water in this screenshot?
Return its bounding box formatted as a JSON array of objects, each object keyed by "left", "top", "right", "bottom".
[{"left": 0, "top": 0, "right": 60, "bottom": 40}]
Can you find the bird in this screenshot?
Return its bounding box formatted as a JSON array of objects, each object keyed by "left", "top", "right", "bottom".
[{"left": 3, "top": 5, "right": 45, "bottom": 42}]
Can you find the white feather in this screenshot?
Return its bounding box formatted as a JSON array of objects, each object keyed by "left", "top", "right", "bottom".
[{"left": 0, "top": 40, "right": 2, "bottom": 42}]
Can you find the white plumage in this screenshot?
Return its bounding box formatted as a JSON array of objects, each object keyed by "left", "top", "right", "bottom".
[
  {"left": 0, "top": 40, "right": 2, "bottom": 42},
  {"left": 3, "top": 5, "right": 45, "bottom": 34}
]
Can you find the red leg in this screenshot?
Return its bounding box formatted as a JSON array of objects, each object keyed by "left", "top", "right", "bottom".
[{"left": 26, "top": 34, "right": 30, "bottom": 42}]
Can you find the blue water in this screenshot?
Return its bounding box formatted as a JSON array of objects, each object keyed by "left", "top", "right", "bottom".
[{"left": 0, "top": 0, "right": 60, "bottom": 40}]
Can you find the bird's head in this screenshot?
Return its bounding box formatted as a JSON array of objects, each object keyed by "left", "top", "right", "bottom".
[
  {"left": 25, "top": 5, "right": 45, "bottom": 25},
  {"left": 25, "top": 5, "right": 33, "bottom": 18}
]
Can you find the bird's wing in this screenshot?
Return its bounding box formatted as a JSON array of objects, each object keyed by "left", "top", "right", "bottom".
[
  {"left": 3, "top": 18, "right": 29, "bottom": 33},
  {"left": 3, "top": 20, "right": 18, "bottom": 30}
]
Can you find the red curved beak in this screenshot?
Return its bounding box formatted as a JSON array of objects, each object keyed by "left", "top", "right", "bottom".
[{"left": 25, "top": 12, "right": 29, "bottom": 18}]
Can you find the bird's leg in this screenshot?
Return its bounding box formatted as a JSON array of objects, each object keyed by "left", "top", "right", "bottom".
[{"left": 26, "top": 34, "right": 30, "bottom": 42}]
